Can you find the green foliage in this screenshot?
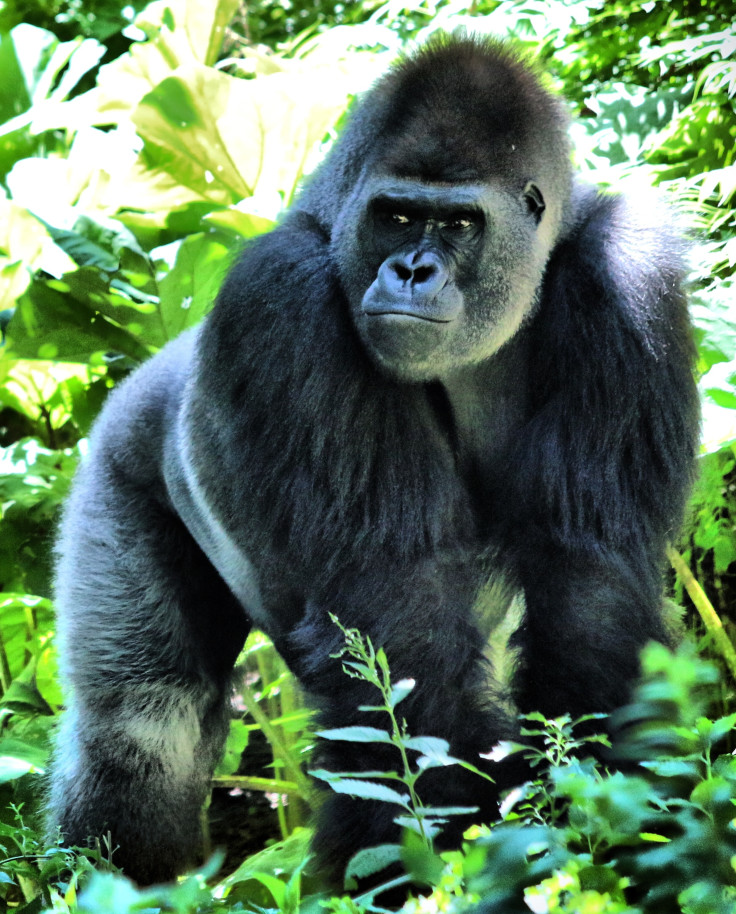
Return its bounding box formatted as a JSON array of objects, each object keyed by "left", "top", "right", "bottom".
[
  {"left": 460, "top": 642, "right": 736, "bottom": 914},
  {"left": 218, "top": 631, "right": 315, "bottom": 838},
  {"left": 0, "top": 635, "right": 733, "bottom": 913}
]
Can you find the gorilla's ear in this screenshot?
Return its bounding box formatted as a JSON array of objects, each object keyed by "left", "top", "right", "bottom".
[{"left": 523, "top": 182, "right": 546, "bottom": 224}]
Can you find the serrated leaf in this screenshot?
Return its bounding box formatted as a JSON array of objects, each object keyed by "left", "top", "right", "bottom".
[
  {"left": 319, "top": 726, "right": 393, "bottom": 744},
  {"left": 404, "top": 735, "right": 453, "bottom": 761},
  {"left": 413, "top": 805, "right": 479, "bottom": 817},
  {"left": 700, "top": 712, "right": 736, "bottom": 745},
  {"left": 310, "top": 771, "right": 409, "bottom": 806},
  {"left": 394, "top": 816, "right": 445, "bottom": 840},
  {"left": 345, "top": 844, "right": 401, "bottom": 882},
  {"left": 640, "top": 759, "right": 698, "bottom": 778}
]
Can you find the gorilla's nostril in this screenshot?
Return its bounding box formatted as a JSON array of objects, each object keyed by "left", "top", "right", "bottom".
[{"left": 413, "top": 266, "right": 435, "bottom": 285}]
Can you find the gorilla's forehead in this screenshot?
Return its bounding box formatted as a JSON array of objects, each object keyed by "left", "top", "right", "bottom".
[
  {"left": 376, "top": 107, "right": 534, "bottom": 184},
  {"left": 369, "top": 39, "right": 569, "bottom": 184}
]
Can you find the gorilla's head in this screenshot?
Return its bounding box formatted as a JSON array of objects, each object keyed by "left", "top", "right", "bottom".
[{"left": 330, "top": 38, "right": 572, "bottom": 382}]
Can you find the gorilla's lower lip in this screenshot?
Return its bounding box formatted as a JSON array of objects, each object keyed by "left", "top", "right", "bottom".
[{"left": 363, "top": 309, "right": 454, "bottom": 324}]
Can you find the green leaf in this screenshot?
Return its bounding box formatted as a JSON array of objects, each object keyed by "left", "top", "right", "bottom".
[
  {"left": 2, "top": 676, "right": 54, "bottom": 715},
  {"left": 204, "top": 204, "right": 276, "bottom": 238},
  {"left": 389, "top": 677, "right": 415, "bottom": 708},
  {"left": 401, "top": 829, "right": 445, "bottom": 885},
  {"left": 404, "top": 735, "right": 453, "bottom": 760},
  {"left": 215, "top": 718, "right": 249, "bottom": 776},
  {"left": 706, "top": 386, "right": 736, "bottom": 409},
  {"left": 0, "top": 29, "right": 31, "bottom": 124},
  {"left": 7, "top": 268, "right": 156, "bottom": 363},
  {"left": 578, "top": 864, "right": 622, "bottom": 895},
  {"left": 133, "top": 58, "right": 356, "bottom": 207},
  {"left": 241, "top": 872, "right": 287, "bottom": 908},
  {"left": 0, "top": 754, "right": 39, "bottom": 783},
  {"left": 319, "top": 726, "right": 393, "bottom": 744},
  {"left": 0, "top": 737, "right": 47, "bottom": 772},
  {"left": 222, "top": 827, "right": 312, "bottom": 891},
  {"left": 310, "top": 771, "right": 409, "bottom": 806},
  {"left": 639, "top": 758, "right": 699, "bottom": 779},
  {"left": 691, "top": 776, "right": 734, "bottom": 812},
  {"left": 413, "top": 805, "right": 479, "bottom": 817},
  {"left": 345, "top": 843, "right": 401, "bottom": 882},
  {"left": 697, "top": 713, "right": 736, "bottom": 746},
  {"left": 158, "top": 229, "right": 232, "bottom": 338}
]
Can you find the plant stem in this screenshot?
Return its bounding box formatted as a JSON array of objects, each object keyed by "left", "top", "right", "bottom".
[
  {"left": 239, "top": 684, "right": 314, "bottom": 802},
  {"left": 667, "top": 545, "right": 736, "bottom": 682}
]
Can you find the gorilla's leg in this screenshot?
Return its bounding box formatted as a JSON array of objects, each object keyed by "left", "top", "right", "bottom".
[
  {"left": 514, "top": 547, "right": 672, "bottom": 719},
  {"left": 48, "top": 472, "right": 250, "bottom": 884}
]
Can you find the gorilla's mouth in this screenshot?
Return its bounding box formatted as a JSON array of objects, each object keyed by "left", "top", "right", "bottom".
[{"left": 363, "top": 307, "right": 455, "bottom": 324}]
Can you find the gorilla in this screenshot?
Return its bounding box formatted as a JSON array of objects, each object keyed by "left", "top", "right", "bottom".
[{"left": 48, "top": 36, "right": 699, "bottom": 885}]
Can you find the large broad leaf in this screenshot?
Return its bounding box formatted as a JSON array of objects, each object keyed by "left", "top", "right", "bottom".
[
  {"left": 7, "top": 269, "right": 155, "bottom": 364},
  {"left": 204, "top": 202, "right": 276, "bottom": 238},
  {"left": 0, "top": 25, "right": 104, "bottom": 139},
  {"left": 132, "top": 62, "right": 354, "bottom": 205},
  {"left": 0, "top": 29, "right": 35, "bottom": 178},
  {"left": 0, "top": 738, "right": 48, "bottom": 782},
  {"left": 0, "top": 30, "right": 31, "bottom": 124},
  {"left": 10, "top": 0, "right": 239, "bottom": 133},
  {"left": 158, "top": 229, "right": 233, "bottom": 338},
  {"left": 136, "top": 0, "right": 240, "bottom": 69},
  {"left": 0, "top": 199, "right": 75, "bottom": 310}
]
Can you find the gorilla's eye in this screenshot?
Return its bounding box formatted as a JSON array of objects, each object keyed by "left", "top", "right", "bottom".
[
  {"left": 440, "top": 216, "right": 475, "bottom": 232},
  {"left": 389, "top": 213, "right": 412, "bottom": 226}
]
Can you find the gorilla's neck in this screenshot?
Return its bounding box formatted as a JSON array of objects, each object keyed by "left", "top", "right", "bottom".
[{"left": 440, "top": 329, "right": 531, "bottom": 498}]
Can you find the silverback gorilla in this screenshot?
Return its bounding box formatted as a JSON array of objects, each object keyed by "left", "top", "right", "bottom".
[{"left": 48, "top": 36, "right": 699, "bottom": 884}]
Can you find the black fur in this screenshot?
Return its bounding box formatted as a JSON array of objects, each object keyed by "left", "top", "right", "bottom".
[{"left": 48, "top": 36, "right": 699, "bottom": 885}]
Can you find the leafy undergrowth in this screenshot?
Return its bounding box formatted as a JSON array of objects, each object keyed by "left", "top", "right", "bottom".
[{"left": 0, "top": 639, "right": 734, "bottom": 914}]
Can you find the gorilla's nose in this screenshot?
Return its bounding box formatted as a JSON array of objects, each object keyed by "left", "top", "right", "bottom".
[{"left": 385, "top": 251, "right": 448, "bottom": 298}]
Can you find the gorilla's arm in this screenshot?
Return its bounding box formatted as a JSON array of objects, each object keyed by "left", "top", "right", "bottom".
[
  {"left": 48, "top": 332, "right": 251, "bottom": 883},
  {"left": 505, "top": 186, "right": 699, "bottom": 716}
]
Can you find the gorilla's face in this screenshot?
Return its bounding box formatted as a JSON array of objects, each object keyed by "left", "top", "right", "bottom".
[{"left": 334, "top": 175, "right": 557, "bottom": 383}]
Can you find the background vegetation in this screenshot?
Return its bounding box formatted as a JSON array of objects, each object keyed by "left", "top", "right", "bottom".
[{"left": 0, "top": 0, "right": 734, "bottom": 911}]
